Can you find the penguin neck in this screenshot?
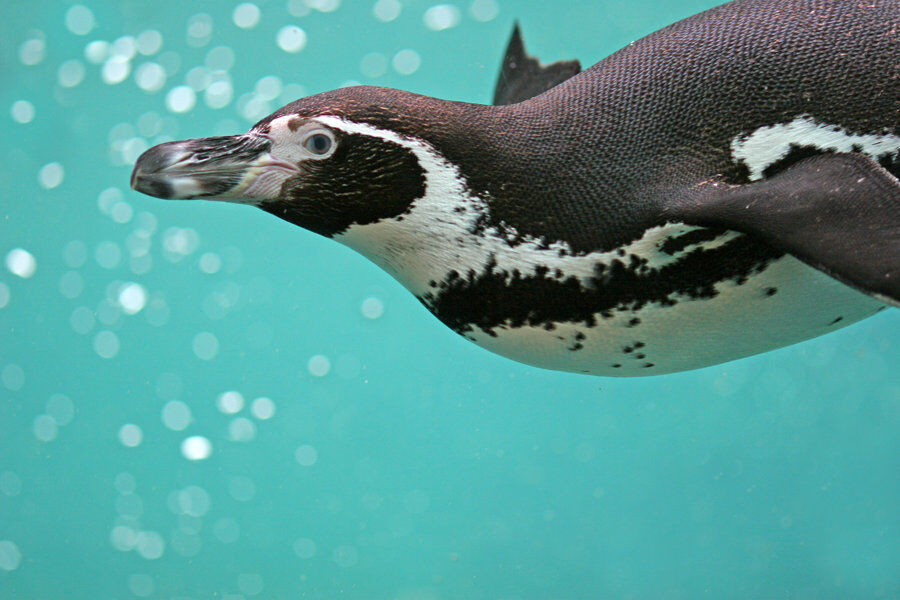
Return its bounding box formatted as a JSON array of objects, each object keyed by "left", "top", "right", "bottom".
[{"left": 322, "top": 96, "right": 583, "bottom": 301}]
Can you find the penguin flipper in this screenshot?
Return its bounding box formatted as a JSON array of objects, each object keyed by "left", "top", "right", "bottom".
[
  {"left": 492, "top": 23, "right": 581, "bottom": 106},
  {"left": 667, "top": 153, "right": 900, "bottom": 305}
]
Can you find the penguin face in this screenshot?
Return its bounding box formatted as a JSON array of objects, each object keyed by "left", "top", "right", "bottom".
[
  {"left": 131, "top": 89, "right": 433, "bottom": 239},
  {"left": 253, "top": 114, "right": 427, "bottom": 237}
]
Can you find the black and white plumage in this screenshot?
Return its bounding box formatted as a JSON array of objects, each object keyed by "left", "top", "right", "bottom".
[{"left": 131, "top": 0, "right": 899, "bottom": 376}]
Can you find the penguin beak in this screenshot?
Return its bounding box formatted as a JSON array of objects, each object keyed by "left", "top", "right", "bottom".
[{"left": 130, "top": 134, "right": 288, "bottom": 202}]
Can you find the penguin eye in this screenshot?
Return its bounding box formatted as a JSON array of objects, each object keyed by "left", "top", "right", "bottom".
[{"left": 302, "top": 130, "right": 335, "bottom": 156}]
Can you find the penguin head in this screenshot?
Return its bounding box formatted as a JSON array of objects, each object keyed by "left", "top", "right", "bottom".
[{"left": 131, "top": 86, "right": 485, "bottom": 238}]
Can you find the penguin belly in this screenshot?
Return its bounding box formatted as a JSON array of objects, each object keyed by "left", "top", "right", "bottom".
[{"left": 464, "top": 250, "right": 884, "bottom": 376}]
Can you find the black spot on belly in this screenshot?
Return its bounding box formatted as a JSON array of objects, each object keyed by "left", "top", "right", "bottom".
[
  {"left": 612, "top": 364, "right": 622, "bottom": 369},
  {"left": 422, "top": 235, "right": 783, "bottom": 336},
  {"left": 643, "top": 363, "right": 655, "bottom": 368},
  {"left": 660, "top": 227, "right": 726, "bottom": 255},
  {"left": 627, "top": 317, "right": 641, "bottom": 327},
  {"left": 829, "top": 316, "right": 844, "bottom": 326},
  {"left": 765, "top": 287, "right": 778, "bottom": 297}
]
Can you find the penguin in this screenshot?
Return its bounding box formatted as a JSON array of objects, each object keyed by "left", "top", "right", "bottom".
[{"left": 131, "top": 0, "right": 899, "bottom": 376}]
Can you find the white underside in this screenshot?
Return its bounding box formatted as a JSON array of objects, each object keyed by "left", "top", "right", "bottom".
[{"left": 310, "top": 114, "right": 893, "bottom": 375}]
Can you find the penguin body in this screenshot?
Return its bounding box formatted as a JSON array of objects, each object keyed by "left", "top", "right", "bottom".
[{"left": 132, "top": 0, "right": 899, "bottom": 376}]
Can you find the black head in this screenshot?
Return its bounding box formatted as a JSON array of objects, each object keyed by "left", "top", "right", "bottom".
[{"left": 131, "top": 86, "right": 492, "bottom": 238}]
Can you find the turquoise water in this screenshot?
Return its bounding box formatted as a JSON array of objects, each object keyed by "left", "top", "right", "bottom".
[{"left": 1, "top": 1, "right": 898, "bottom": 598}]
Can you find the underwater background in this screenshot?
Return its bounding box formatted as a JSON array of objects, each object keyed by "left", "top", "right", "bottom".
[{"left": 1, "top": 0, "right": 898, "bottom": 598}]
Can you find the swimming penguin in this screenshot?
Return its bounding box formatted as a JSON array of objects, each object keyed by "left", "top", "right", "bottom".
[{"left": 131, "top": 0, "right": 899, "bottom": 376}]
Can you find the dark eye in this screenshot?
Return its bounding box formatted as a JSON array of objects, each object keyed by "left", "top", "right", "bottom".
[{"left": 303, "top": 131, "right": 333, "bottom": 155}]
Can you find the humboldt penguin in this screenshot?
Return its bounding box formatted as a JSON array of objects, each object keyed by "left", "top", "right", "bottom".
[{"left": 131, "top": 0, "right": 899, "bottom": 376}]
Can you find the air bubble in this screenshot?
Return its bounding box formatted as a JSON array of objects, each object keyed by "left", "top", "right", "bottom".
[
  {"left": 6, "top": 248, "right": 36, "bottom": 278},
  {"left": 118, "top": 423, "right": 143, "bottom": 447},
  {"left": 0, "top": 540, "right": 22, "bottom": 571},
  {"left": 424, "top": 4, "right": 461, "bottom": 30},
  {"left": 11, "top": 100, "right": 35, "bottom": 124},
  {"left": 361, "top": 297, "right": 384, "bottom": 319},
  {"left": 254, "top": 75, "right": 282, "bottom": 101},
  {"left": 58, "top": 59, "right": 86, "bottom": 87},
  {"left": 2, "top": 364, "right": 25, "bottom": 391},
  {"left": 206, "top": 45, "right": 236, "bottom": 70},
  {"left": 39, "top": 162, "right": 65, "bottom": 189},
  {"left": 166, "top": 85, "right": 196, "bottom": 113},
  {"left": 84, "top": 40, "right": 110, "bottom": 63},
  {"left": 277, "top": 25, "right": 307, "bottom": 53},
  {"left": 33, "top": 415, "right": 58, "bottom": 442},
  {"left": 287, "top": 0, "right": 311, "bottom": 17},
  {"left": 308, "top": 0, "right": 340, "bottom": 11},
  {"left": 199, "top": 252, "right": 221, "bottom": 274},
  {"left": 111, "top": 36, "right": 138, "bottom": 60},
  {"left": 187, "top": 13, "right": 214, "bottom": 47},
  {"left": 162, "top": 401, "right": 191, "bottom": 431},
  {"left": 233, "top": 3, "right": 261, "bottom": 28},
  {"left": 119, "top": 282, "right": 148, "bottom": 314},
  {"left": 136, "top": 30, "right": 163, "bottom": 55},
  {"left": 193, "top": 332, "right": 219, "bottom": 360},
  {"left": 65, "top": 5, "right": 95, "bottom": 35},
  {"left": 307, "top": 354, "right": 331, "bottom": 377},
  {"left": 102, "top": 56, "right": 131, "bottom": 85},
  {"left": 295, "top": 444, "right": 318, "bottom": 466},
  {"left": 135, "top": 63, "right": 166, "bottom": 92},
  {"left": 94, "top": 330, "right": 120, "bottom": 358},
  {"left": 19, "top": 37, "right": 46, "bottom": 66},
  {"left": 135, "top": 531, "right": 165, "bottom": 560},
  {"left": 250, "top": 396, "right": 275, "bottom": 420},
  {"left": 181, "top": 436, "right": 212, "bottom": 460},
  {"left": 392, "top": 49, "right": 421, "bottom": 75},
  {"left": 293, "top": 537, "right": 316, "bottom": 558},
  {"left": 469, "top": 0, "right": 499, "bottom": 21},
  {"left": 373, "top": 0, "right": 402, "bottom": 22},
  {"left": 218, "top": 390, "right": 244, "bottom": 414}
]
